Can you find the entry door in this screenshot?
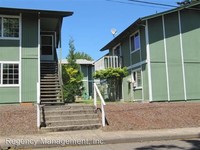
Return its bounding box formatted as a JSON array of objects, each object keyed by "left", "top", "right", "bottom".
[{"left": 41, "top": 35, "right": 54, "bottom": 61}]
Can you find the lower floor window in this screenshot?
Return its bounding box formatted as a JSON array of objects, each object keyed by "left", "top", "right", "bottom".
[
  {"left": 0, "top": 63, "right": 19, "bottom": 85},
  {"left": 132, "top": 69, "right": 142, "bottom": 88}
]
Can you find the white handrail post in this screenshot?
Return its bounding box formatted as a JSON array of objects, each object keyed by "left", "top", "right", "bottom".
[
  {"left": 94, "top": 83, "right": 97, "bottom": 109},
  {"left": 101, "top": 102, "right": 106, "bottom": 127},
  {"left": 37, "top": 82, "right": 40, "bottom": 129},
  {"left": 93, "top": 83, "right": 106, "bottom": 127}
]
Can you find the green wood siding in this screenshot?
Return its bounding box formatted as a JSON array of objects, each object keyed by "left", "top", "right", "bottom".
[
  {"left": 142, "top": 64, "right": 149, "bottom": 101},
  {"left": 140, "top": 27, "right": 147, "bottom": 61},
  {"left": 122, "top": 75, "right": 133, "bottom": 101},
  {"left": 0, "top": 87, "right": 19, "bottom": 103},
  {"left": 121, "top": 38, "right": 130, "bottom": 67},
  {"left": 181, "top": 9, "right": 200, "bottom": 100},
  {"left": 185, "top": 63, "right": 200, "bottom": 100},
  {"left": 21, "top": 59, "right": 38, "bottom": 102},
  {"left": 151, "top": 63, "right": 168, "bottom": 101},
  {"left": 181, "top": 10, "right": 200, "bottom": 62},
  {"left": 164, "top": 12, "right": 185, "bottom": 101},
  {"left": 134, "top": 89, "right": 142, "bottom": 100},
  {"left": 0, "top": 40, "right": 19, "bottom": 61},
  {"left": 22, "top": 14, "right": 38, "bottom": 59},
  {"left": 21, "top": 14, "right": 38, "bottom": 103},
  {"left": 131, "top": 50, "right": 141, "bottom": 65},
  {"left": 149, "top": 17, "right": 165, "bottom": 62}
]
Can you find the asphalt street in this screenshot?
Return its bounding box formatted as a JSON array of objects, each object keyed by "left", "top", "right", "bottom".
[{"left": 34, "top": 138, "right": 200, "bottom": 150}]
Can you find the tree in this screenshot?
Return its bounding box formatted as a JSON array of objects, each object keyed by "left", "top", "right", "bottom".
[
  {"left": 63, "top": 38, "right": 83, "bottom": 103},
  {"left": 93, "top": 67, "right": 128, "bottom": 101},
  {"left": 74, "top": 51, "right": 94, "bottom": 61}
]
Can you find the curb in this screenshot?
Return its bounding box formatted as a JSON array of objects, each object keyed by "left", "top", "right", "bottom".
[{"left": 1, "top": 132, "right": 200, "bottom": 149}]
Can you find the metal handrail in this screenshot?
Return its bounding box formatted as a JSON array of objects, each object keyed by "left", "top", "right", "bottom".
[{"left": 93, "top": 83, "right": 106, "bottom": 127}]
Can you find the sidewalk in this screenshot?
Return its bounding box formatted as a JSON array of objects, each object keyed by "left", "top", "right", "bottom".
[{"left": 1, "top": 127, "right": 200, "bottom": 149}]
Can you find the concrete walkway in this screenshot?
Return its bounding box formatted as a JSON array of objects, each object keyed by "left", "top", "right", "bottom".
[{"left": 0, "top": 127, "right": 200, "bottom": 149}]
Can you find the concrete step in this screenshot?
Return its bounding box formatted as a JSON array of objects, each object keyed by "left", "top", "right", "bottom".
[
  {"left": 43, "top": 105, "right": 94, "bottom": 111},
  {"left": 43, "top": 114, "right": 99, "bottom": 121},
  {"left": 45, "top": 119, "right": 100, "bottom": 127},
  {"left": 43, "top": 109, "right": 95, "bottom": 116},
  {"left": 40, "top": 102, "right": 64, "bottom": 105},
  {"left": 41, "top": 124, "right": 101, "bottom": 132}
]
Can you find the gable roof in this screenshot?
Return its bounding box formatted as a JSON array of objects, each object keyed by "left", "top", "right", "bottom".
[
  {"left": 100, "top": 1, "right": 200, "bottom": 51},
  {"left": 0, "top": 7, "right": 73, "bottom": 18}
]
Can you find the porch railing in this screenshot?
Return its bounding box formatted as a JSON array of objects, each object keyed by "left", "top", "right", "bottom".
[
  {"left": 95, "top": 56, "right": 121, "bottom": 71},
  {"left": 94, "top": 83, "right": 106, "bottom": 127}
]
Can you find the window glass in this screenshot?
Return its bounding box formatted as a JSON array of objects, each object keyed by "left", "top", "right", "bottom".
[
  {"left": 3, "top": 18, "right": 19, "bottom": 38},
  {"left": 2, "top": 64, "right": 19, "bottom": 85},
  {"left": 131, "top": 32, "right": 141, "bottom": 52},
  {"left": 136, "top": 70, "right": 142, "bottom": 87},
  {"left": 132, "top": 70, "right": 142, "bottom": 88}
]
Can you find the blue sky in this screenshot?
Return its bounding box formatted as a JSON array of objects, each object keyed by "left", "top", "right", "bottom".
[{"left": 0, "top": 0, "right": 179, "bottom": 60}]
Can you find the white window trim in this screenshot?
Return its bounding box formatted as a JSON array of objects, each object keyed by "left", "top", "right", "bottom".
[
  {"left": 132, "top": 68, "right": 142, "bottom": 90},
  {"left": 0, "top": 15, "right": 20, "bottom": 40},
  {"left": 130, "top": 30, "right": 141, "bottom": 54},
  {"left": 0, "top": 61, "right": 20, "bottom": 87}
]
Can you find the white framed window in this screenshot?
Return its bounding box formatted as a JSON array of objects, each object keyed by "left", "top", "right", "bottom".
[
  {"left": 130, "top": 31, "right": 141, "bottom": 52},
  {"left": 0, "top": 63, "right": 19, "bottom": 86},
  {"left": 132, "top": 69, "right": 142, "bottom": 89},
  {"left": 0, "top": 16, "right": 19, "bottom": 39}
]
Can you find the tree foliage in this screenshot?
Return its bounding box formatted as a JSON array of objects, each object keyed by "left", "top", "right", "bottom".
[
  {"left": 63, "top": 38, "right": 83, "bottom": 103},
  {"left": 93, "top": 67, "right": 128, "bottom": 101},
  {"left": 73, "top": 51, "right": 94, "bottom": 61},
  {"left": 93, "top": 67, "right": 128, "bottom": 80}
]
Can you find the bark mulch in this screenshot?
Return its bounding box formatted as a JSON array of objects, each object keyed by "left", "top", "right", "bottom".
[
  {"left": 0, "top": 105, "right": 38, "bottom": 136},
  {"left": 102, "top": 102, "right": 200, "bottom": 131},
  {"left": 1, "top": 102, "right": 200, "bottom": 136}
]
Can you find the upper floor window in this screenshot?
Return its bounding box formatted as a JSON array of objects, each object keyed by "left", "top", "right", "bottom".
[
  {"left": 130, "top": 31, "right": 140, "bottom": 52},
  {"left": 0, "top": 17, "right": 19, "bottom": 38}
]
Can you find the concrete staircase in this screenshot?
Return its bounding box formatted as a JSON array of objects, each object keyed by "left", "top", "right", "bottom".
[
  {"left": 40, "top": 62, "right": 63, "bottom": 105},
  {"left": 40, "top": 104, "right": 101, "bottom": 132}
]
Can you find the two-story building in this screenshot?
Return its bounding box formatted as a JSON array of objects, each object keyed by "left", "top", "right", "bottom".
[
  {"left": 96, "top": 2, "right": 200, "bottom": 102},
  {"left": 0, "top": 7, "right": 73, "bottom": 104}
]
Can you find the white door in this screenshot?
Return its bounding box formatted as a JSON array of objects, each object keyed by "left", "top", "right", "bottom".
[{"left": 41, "top": 35, "right": 54, "bottom": 61}]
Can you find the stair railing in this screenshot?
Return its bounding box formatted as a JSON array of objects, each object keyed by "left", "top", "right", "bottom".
[
  {"left": 37, "top": 82, "right": 41, "bottom": 129},
  {"left": 93, "top": 83, "right": 106, "bottom": 127},
  {"left": 58, "top": 60, "right": 64, "bottom": 102}
]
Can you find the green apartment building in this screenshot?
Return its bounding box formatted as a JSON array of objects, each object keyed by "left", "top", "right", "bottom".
[
  {"left": 96, "top": 2, "right": 200, "bottom": 102},
  {"left": 0, "top": 7, "right": 73, "bottom": 104}
]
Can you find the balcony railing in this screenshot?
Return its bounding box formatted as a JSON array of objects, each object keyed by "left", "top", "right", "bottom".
[{"left": 95, "top": 56, "right": 121, "bottom": 71}]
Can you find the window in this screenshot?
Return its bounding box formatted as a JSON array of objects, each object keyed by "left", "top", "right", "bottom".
[
  {"left": 0, "top": 63, "right": 19, "bottom": 85},
  {"left": 41, "top": 35, "right": 53, "bottom": 55},
  {"left": 132, "top": 69, "right": 142, "bottom": 88},
  {"left": 130, "top": 32, "right": 141, "bottom": 52},
  {"left": 0, "top": 16, "right": 19, "bottom": 38}
]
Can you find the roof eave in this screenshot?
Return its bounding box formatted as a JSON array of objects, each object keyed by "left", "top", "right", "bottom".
[{"left": 100, "top": 1, "right": 200, "bottom": 52}]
